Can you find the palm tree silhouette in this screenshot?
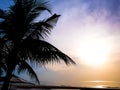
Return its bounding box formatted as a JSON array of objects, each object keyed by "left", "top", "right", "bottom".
[{"left": 0, "top": 0, "right": 75, "bottom": 90}]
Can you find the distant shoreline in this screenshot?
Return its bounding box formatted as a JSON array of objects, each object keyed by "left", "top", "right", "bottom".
[
  {"left": 1, "top": 84, "right": 120, "bottom": 90},
  {"left": 16, "top": 85, "right": 120, "bottom": 90}
]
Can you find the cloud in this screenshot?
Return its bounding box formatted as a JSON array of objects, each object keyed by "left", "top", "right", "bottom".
[
  {"left": 82, "top": 0, "right": 120, "bottom": 14},
  {"left": 30, "top": 0, "right": 120, "bottom": 86},
  {"left": 81, "top": 0, "right": 120, "bottom": 24},
  {"left": 51, "top": 0, "right": 120, "bottom": 23}
]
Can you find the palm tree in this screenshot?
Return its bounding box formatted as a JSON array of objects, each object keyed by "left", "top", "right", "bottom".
[
  {"left": 0, "top": 38, "right": 7, "bottom": 77},
  {"left": 0, "top": 0, "right": 75, "bottom": 90}
]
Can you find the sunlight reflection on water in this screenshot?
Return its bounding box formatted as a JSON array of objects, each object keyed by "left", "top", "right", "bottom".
[
  {"left": 94, "top": 85, "right": 105, "bottom": 88},
  {"left": 79, "top": 80, "right": 120, "bottom": 88}
]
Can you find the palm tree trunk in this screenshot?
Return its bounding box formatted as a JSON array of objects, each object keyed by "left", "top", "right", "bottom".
[
  {"left": 1, "top": 67, "right": 14, "bottom": 90},
  {"left": 1, "top": 47, "right": 18, "bottom": 90}
]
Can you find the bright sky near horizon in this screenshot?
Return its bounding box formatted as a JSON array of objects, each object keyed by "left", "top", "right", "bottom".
[{"left": 0, "top": 0, "right": 120, "bottom": 87}]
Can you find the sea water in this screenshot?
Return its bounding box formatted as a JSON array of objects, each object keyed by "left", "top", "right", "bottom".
[{"left": 79, "top": 80, "right": 120, "bottom": 88}]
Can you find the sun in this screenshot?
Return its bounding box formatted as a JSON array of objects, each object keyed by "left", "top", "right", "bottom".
[{"left": 78, "top": 37, "right": 112, "bottom": 66}]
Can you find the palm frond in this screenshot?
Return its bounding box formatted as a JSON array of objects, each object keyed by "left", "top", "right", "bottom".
[
  {"left": 17, "top": 60, "right": 40, "bottom": 84},
  {"left": 45, "top": 14, "right": 60, "bottom": 24},
  {"left": 26, "top": 1, "right": 52, "bottom": 23},
  {"left": 12, "top": 0, "right": 51, "bottom": 24},
  {"left": 0, "top": 0, "right": 52, "bottom": 41},
  {"left": 0, "top": 38, "right": 9, "bottom": 59},
  {"left": 0, "top": 60, "right": 7, "bottom": 76},
  {"left": 18, "top": 39, "right": 75, "bottom": 65},
  {"left": 24, "top": 14, "right": 60, "bottom": 39},
  {"left": 0, "top": 76, "right": 5, "bottom": 81},
  {"left": 0, "top": 9, "right": 7, "bottom": 19}
]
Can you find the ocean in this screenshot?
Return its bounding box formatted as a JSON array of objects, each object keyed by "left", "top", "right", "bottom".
[{"left": 77, "top": 80, "right": 120, "bottom": 88}]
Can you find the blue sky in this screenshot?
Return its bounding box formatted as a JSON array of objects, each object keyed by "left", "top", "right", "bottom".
[{"left": 0, "top": 0, "right": 120, "bottom": 87}]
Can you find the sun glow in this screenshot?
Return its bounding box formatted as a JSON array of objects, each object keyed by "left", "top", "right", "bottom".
[
  {"left": 78, "top": 36, "right": 112, "bottom": 66},
  {"left": 95, "top": 85, "right": 104, "bottom": 88}
]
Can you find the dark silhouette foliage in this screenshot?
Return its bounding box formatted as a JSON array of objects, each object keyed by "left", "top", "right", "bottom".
[{"left": 0, "top": 0, "right": 75, "bottom": 90}]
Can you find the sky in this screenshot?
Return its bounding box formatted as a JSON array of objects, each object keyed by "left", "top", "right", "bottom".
[{"left": 0, "top": 0, "right": 120, "bottom": 87}]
